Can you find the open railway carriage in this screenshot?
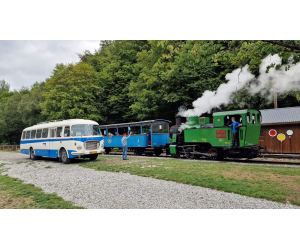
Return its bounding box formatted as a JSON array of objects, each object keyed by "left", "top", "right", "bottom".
[
  {"left": 100, "top": 120, "right": 170, "bottom": 156},
  {"left": 170, "top": 109, "right": 261, "bottom": 159}
]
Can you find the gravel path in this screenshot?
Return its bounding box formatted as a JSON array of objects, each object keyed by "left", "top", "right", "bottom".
[{"left": 0, "top": 152, "right": 298, "bottom": 209}]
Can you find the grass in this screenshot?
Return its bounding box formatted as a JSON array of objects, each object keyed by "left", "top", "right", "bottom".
[
  {"left": 0, "top": 164, "right": 83, "bottom": 209},
  {"left": 80, "top": 156, "right": 300, "bottom": 206},
  {"left": 0, "top": 150, "right": 20, "bottom": 153}
]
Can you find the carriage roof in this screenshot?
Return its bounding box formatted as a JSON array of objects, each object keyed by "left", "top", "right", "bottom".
[{"left": 100, "top": 119, "right": 171, "bottom": 128}]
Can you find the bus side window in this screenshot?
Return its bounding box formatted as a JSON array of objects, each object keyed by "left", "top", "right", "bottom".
[
  {"left": 42, "top": 128, "right": 49, "bottom": 138},
  {"left": 50, "top": 128, "right": 56, "bottom": 138},
  {"left": 22, "top": 131, "right": 26, "bottom": 140},
  {"left": 26, "top": 131, "right": 30, "bottom": 139},
  {"left": 36, "top": 129, "right": 42, "bottom": 139},
  {"left": 64, "top": 126, "right": 70, "bottom": 137},
  {"left": 31, "top": 130, "right": 36, "bottom": 139},
  {"left": 56, "top": 127, "right": 63, "bottom": 137}
]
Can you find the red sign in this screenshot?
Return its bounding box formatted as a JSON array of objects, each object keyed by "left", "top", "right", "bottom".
[
  {"left": 269, "top": 129, "right": 277, "bottom": 137},
  {"left": 200, "top": 119, "right": 204, "bottom": 122},
  {"left": 216, "top": 130, "right": 226, "bottom": 134},
  {"left": 216, "top": 134, "right": 226, "bottom": 138}
]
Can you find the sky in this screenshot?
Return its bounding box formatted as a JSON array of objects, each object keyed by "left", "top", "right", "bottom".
[{"left": 0, "top": 40, "right": 101, "bottom": 90}]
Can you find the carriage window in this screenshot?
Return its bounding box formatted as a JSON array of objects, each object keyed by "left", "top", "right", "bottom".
[
  {"left": 152, "top": 123, "right": 158, "bottom": 133},
  {"left": 153, "top": 123, "right": 169, "bottom": 133},
  {"left": 31, "top": 130, "right": 36, "bottom": 139},
  {"left": 36, "top": 129, "right": 42, "bottom": 139},
  {"left": 50, "top": 128, "right": 56, "bottom": 138},
  {"left": 64, "top": 126, "right": 70, "bottom": 137},
  {"left": 142, "top": 124, "right": 150, "bottom": 134},
  {"left": 25, "top": 131, "right": 31, "bottom": 139},
  {"left": 129, "top": 125, "right": 141, "bottom": 135},
  {"left": 108, "top": 126, "right": 118, "bottom": 136},
  {"left": 42, "top": 128, "right": 49, "bottom": 138},
  {"left": 100, "top": 128, "right": 107, "bottom": 136},
  {"left": 162, "top": 123, "right": 169, "bottom": 133},
  {"left": 56, "top": 127, "right": 63, "bottom": 137}
]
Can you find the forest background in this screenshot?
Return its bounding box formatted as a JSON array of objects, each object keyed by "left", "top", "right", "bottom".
[{"left": 1, "top": 40, "right": 300, "bottom": 144}]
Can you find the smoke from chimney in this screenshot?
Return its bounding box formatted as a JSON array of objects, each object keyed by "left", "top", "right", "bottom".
[{"left": 178, "top": 54, "right": 300, "bottom": 117}]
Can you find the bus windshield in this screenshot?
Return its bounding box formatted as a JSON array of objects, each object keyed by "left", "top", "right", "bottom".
[{"left": 71, "top": 124, "right": 102, "bottom": 137}]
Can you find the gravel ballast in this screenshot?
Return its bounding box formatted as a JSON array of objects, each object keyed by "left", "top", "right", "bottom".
[{"left": 0, "top": 152, "right": 298, "bottom": 209}]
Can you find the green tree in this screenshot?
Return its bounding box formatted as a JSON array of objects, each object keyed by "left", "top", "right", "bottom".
[
  {"left": 79, "top": 40, "right": 150, "bottom": 124},
  {"left": 129, "top": 41, "right": 229, "bottom": 120},
  {"left": 0, "top": 79, "right": 10, "bottom": 95},
  {"left": 41, "top": 63, "right": 103, "bottom": 121}
]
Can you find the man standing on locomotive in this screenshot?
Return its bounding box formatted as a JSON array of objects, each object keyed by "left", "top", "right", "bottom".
[
  {"left": 229, "top": 117, "right": 242, "bottom": 148},
  {"left": 121, "top": 129, "right": 132, "bottom": 160}
]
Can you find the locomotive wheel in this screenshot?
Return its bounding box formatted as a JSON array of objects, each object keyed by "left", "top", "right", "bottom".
[
  {"left": 208, "top": 148, "right": 224, "bottom": 160},
  {"left": 208, "top": 148, "right": 218, "bottom": 160},
  {"left": 185, "top": 148, "right": 194, "bottom": 159}
]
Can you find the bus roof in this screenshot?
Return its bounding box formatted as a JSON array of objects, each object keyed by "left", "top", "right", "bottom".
[
  {"left": 100, "top": 119, "right": 171, "bottom": 128},
  {"left": 23, "top": 119, "right": 99, "bottom": 131}
]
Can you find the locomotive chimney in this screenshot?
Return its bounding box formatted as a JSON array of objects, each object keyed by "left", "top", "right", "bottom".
[
  {"left": 175, "top": 115, "right": 182, "bottom": 126},
  {"left": 175, "top": 115, "right": 186, "bottom": 126}
]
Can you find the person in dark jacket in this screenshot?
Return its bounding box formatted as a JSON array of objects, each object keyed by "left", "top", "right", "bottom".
[{"left": 229, "top": 117, "right": 242, "bottom": 148}]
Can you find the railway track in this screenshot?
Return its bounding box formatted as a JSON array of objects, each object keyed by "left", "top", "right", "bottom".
[{"left": 105, "top": 152, "right": 300, "bottom": 167}]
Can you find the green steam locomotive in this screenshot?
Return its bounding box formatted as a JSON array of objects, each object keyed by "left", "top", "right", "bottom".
[{"left": 169, "top": 109, "right": 261, "bottom": 159}]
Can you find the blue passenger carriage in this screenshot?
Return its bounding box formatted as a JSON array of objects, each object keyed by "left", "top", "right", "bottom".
[{"left": 100, "top": 120, "right": 170, "bottom": 156}]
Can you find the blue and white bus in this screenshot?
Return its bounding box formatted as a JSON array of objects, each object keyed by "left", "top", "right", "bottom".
[{"left": 20, "top": 119, "right": 105, "bottom": 164}]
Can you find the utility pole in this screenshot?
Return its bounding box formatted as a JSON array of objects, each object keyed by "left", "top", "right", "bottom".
[{"left": 274, "top": 90, "right": 278, "bottom": 109}]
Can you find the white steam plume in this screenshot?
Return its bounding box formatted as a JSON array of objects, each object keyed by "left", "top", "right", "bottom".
[{"left": 179, "top": 54, "right": 300, "bottom": 117}]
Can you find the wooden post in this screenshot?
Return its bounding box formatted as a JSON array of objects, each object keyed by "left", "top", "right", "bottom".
[{"left": 274, "top": 91, "right": 278, "bottom": 109}]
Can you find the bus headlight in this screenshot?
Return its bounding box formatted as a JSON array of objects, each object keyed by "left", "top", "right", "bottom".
[{"left": 77, "top": 146, "right": 82, "bottom": 150}]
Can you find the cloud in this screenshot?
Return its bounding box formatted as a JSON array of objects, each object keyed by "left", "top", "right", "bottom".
[{"left": 0, "top": 40, "right": 100, "bottom": 90}]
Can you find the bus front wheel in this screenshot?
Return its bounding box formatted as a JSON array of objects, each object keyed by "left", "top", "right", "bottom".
[
  {"left": 60, "top": 148, "right": 71, "bottom": 164},
  {"left": 89, "top": 154, "right": 98, "bottom": 161},
  {"left": 30, "top": 148, "right": 37, "bottom": 160}
]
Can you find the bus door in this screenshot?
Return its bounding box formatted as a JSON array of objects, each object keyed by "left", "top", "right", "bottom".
[
  {"left": 49, "top": 128, "right": 57, "bottom": 157},
  {"left": 42, "top": 128, "right": 51, "bottom": 157}
]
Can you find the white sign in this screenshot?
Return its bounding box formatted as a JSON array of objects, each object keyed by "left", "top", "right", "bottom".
[{"left": 286, "top": 130, "right": 294, "bottom": 136}]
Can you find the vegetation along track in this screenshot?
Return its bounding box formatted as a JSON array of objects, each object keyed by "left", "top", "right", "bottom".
[{"left": 107, "top": 151, "right": 300, "bottom": 167}]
